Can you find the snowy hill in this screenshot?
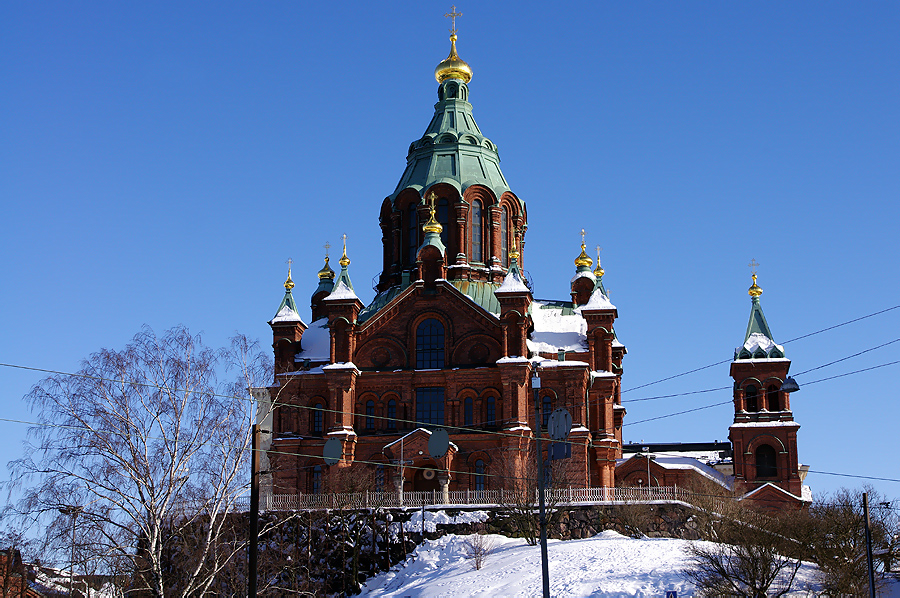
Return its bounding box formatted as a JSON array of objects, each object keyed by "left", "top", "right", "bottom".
[{"left": 359, "top": 530, "right": 822, "bottom": 598}]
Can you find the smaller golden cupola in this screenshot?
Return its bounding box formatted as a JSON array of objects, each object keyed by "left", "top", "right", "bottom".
[
  {"left": 748, "top": 274, "right": 763, "bottom": 298},
  {"left": 423, "top": 192, "right": 443, "bottom": 234},
  {"left": 574, "top": 229, "right": 593, "bottom": 269},
  {"left": 318, "top": 255, "right": 335, "bottom": 281},
  {"left": 284, "top": 260, "right": 295, "bottom": 290},
  {"left": 592, "top": 246, "right": 604, "bottom": 279}
]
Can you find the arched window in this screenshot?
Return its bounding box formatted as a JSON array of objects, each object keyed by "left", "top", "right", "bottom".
[
  {"left": 375, "top": 465, "right": 385, "bottom": 492},
  {"left": 755, "top": 445, "right": 778, "bottom": 478},
  {"left": 464, "top": 397, "right": 473, "bottom": 426},
  {"left": 408, "top": 203, "right": 418, "bottom": 265},
  {"left": 766, "top": 385, "right": 780, "bottom": 411},
  {"left": 745, "top": 385, "right": 758, "bottom": 412},
  {"left": 387, "top": 399, "right": 397, "bottom": 429},
  {"left": 542, "top": 395, "right": 553, "bottom": 427},
  {"left": 486, "top": 396, "right": 496, "bottom": 427},
  {"left": 474, "top": 459, "right": 485, "bottom": 491},
  {"left": 312, "top": 403, "right": 324, "bottom": 435},
  {"left": 365, "top": 400, "right": 375, "bottom": 430},
  {"left": 416, "top": 318, "right": 445, "bottom": 369},
  {"left": 311, "top": 465, "right": 322, "bottom": 494},
  {"left": 501, "top": 206, "right": 509, "bottom": 266},
  {"left": 471, "top": 199, "right": 483, "bottom": 262},
  {"left": 438, "top": 197, "right": 449, "bottom": 248}
]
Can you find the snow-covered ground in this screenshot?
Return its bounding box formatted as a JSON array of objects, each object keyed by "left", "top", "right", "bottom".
[{"left": 359, "top": 530, "right": 824, "bottom": 598}]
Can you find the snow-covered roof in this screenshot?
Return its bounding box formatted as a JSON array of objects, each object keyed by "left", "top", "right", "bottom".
[
  {"left": 741, "top": 481, "right": 809, "bottom": 502},
  {"left": 495, "top": 267, "right": 530, "bottom": 294},
  {"left": 296, "top": 317, "right": 330, "bottom": 362},
  {"left": 570, "top": 270, "right": 596, "bottom": 284},
  {"left": 383, "top": 427, "right": 459, "bottom": 452},
  {"left": 617, "top": 453, "right": 733, "bottom": 489},
  {"left": 322, "top": 362, "right": 359, "bottom": 372},
  {"left": 576, "top": 287, "right": 616, "bottom": 311},
  {"left": 271, "top": 304, "right": 306, "bottom": 325},
  {"left": 324, "top": 280, "right": 359, "bottom": 301},
  {"left": 527, "top": 300, "right": 589, "bottom": 353},
  {"left": 737, "top": 332, "right": 784, "bottom": 357}
]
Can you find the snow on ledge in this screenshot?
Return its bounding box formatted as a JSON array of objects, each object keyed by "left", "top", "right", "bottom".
[
  {"left": 575, "top": 287, "right": 616, "bottom": 311},
  {"left": 730, "top": 421, "right": 800, "bottom": 428},
  {"left": 495, "top": 268, "right": 530, "bottom": 294},
  {"left": 496, "top": 356, "right": 530, "bottom": 364},
  {"left": 322, "top": 362, "right": 359, "bottom": 373},
  {"left": 538, "top": 360, "right": 590, "bottom": 368}
]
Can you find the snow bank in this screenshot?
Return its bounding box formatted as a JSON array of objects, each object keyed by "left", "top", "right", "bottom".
[
  {"left": 359, "top": 530, "right": 822, "bottom": 597},
  {"left": 395, "top": 509, "right": 491, "bottom": 533}
]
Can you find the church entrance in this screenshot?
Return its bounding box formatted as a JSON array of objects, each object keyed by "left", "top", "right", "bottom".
[{"left": 413, "top": 467, "right": 441, "bottom": 492}]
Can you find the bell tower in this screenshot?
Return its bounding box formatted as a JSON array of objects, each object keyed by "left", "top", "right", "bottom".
[{"left": 728, "top": 266, "right": 803, "bottom": 500}]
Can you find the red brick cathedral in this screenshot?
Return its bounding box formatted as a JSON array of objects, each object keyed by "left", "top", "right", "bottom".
[{"left": 263, "top": 29, "right": 809, "bottom": 509}]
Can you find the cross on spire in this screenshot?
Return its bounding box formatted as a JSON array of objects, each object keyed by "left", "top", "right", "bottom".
[
  {"left": 749, "top": 258, "right": 759, "bottom": 276},
  {"left": 596, "top": 245, "right": 602, "bottom": 262},
  {"left": 323, "top": 242, "right": 331, "bottom": 257},
  {"left": 445, "top": 5, "right": 462, "bottom": 34},
  {"left": 580, "top": 228, "right": 586, "bottom": 247}
]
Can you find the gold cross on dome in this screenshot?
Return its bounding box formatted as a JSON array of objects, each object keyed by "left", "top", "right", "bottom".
[
  {"left": 323, "top": 242, "right": 331, "bottom": 257},
  {"left": 580, "top": 229, "right": 586, "bottom": 246},
  {"left": 445, "top": 5, "right": 462, "bottom": 34},
  {"left": 749, "top": 258, "right": 759, "bottom": 276},
  {"left": 596, "top": 245, "right": 602, "bottom": 262},
  {"left": 286, "top": 257, "right": 292, "bottom": 268}
]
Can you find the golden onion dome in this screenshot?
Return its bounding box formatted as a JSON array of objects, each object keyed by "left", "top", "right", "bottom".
[
  {"left": 593, "top": 247, "right": 604, "bottom": 278},
  {"left": 748, "top": 274, "right": 763, "bottom": 298},
  {"left": 435, "top": 34, "right": 473, "bottom": 83},
  {"left": 574, "top": 242, "right": 593, "bottom": 268},
  {"left": 317, "top": 256, "right": 335, "bottom": 280},
  {"left": 284, "top": 266, "right": 295, "bottom": 291}
]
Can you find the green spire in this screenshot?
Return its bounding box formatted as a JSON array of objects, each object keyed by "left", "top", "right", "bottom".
[
  {"left": 328, "top": 234, "right": 357, "bottom": 298},
  {"left": 735, "top": 270, "right": 784, "bottom": 359},
  {"left": 272, "top": 260, "right": 304, "bottom": 323}
]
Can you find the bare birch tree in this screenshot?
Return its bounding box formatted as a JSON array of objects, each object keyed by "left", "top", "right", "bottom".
[{"left": 7, "top": 325, "right": 272, "bottom": 597}]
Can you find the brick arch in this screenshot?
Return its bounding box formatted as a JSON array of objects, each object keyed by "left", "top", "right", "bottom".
[
  {"left": 451, "top": 332, "right": 501, "bottom": 366},
  {"left": 356, "top": 391, "right": 379, "bottom": 431},
  {"left": 409, "top": 312, "right": 452, "bottom": 368},
  {"left": 307, "top": 395, "right": 327, "bottom": 435},
  {"left": 480, "top": 388, "right": 502, "bottom": 427},
  {"left": 355, "top": 336, "right": 408, "bottom": 370}
]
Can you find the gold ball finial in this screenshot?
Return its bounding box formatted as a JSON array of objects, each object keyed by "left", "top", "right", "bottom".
[
  {"left": 748, "top": 259, "right": 762, "bottom": 297},
  {"left": 435, "top": 7, "right": 472, "bottom": 83},
  {"left": 423, "top": 192, "right": 443, "bottom": 234},
  {"left": 593, "top": 246, "right": 604, "bottom": 278},
  {"left": 339, "top": 234, "right": 350, "bottom": 267},
  {"left": 284, "top": 258, "right": 295, "bottom": 291},
  {"left": 574, "top": 229, "right": 593, "bottom": 268}
]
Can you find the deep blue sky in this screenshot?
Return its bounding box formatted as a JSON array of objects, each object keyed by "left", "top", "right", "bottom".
[{"left": 2, "top": 2, "right": 898, "bottom": 501}]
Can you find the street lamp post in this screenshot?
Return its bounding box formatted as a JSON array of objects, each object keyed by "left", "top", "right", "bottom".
[
  {"left": 58, "top": 505, "right": 82, "bottom": 597},
  {"left": 531, "top": 368, "right": 550, "bottom": 598}
]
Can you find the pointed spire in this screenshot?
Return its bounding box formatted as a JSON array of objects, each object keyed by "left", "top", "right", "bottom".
[
  {"left": 326, "top": 234, "right": 359, "bottom": 301},
  {"left": 418, "top": 192, "right": 447, "bottom": 257},
  {"left": 736, "top": 261, "right": 784, "bottom": 359},
  {"left": 496, "top": 235, "right": 530, "bottom": 295},
  {"left": 423, "top": 192, "right": 443, "bottom": 234},
  {"left": 272, "top": 258, "right": 305, "bottom": 324}
]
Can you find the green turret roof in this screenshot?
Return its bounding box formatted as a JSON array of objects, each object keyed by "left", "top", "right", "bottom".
[
  {"left": 744, "top": 295, "right": 774, "bottom": 343},
  {"left": 390, "top": 77, "right": 513, "bottom": 205},
  {"left": 735, "top": 275, "right": 785, "bottom": 360}
]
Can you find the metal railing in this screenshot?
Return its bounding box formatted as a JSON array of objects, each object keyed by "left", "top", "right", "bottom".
[{"left": 255, "top": 485, "right": 688, "bottom": 512}]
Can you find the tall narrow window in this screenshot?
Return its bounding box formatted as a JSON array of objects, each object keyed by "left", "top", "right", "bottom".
[
  {"left": 311, "top": 465, "right": 322, "bottom": 494},
  {"left": 766, "top": 385, "right": 780, "bottom": 411},
  {"left": 471, "top": 199, "right": 483, "bottom": 262},
  {"left": 501, "top": 206, "right": 509, "bottom": 266},
  {"left": 475, "top": 459, "right": 485, "bottom": 491},
  {"left": 464, "top": 397, "right": 473, "bottom": 426},
  {"left": 755, "top": 445, "right": 778, "bottom": 478},
  {"left": 416, "top": 318, "right": 445, "bottom": 369},
  {"left": 387, "top": 399, "right": 397, "bottom": 429},
  {"left": 745, "top": 385, "right": 758, "bottom": 412},
  {"left": 415, "top": 387, "right": 445, "bottom": 426},
  {"left": 365, "top": 400, "right": 375, "bottom": 430},
  {"left": 408, "top": 203, "right": 418, "bottom": 265},
  {"left": 375, "top": 465, "right": 385, "bottom": 492},
  {"left": 313, "top": 403, "right": 324, "bottom": 435},
  {"left": 437, "top": 197, "right": 449, "bottom": 248},
  {"left": 486, "top": 396, "right": 496, "bottom": 427},
  {"left": 542, "top": 395, "right": 553, "bottom": 427}
]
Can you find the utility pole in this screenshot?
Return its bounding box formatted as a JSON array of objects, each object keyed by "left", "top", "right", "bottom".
[
  {"left": 249, "top": 423, "right": 260, "bottom": 598},
  {"left": 58, "top": 505, "right": 82, "bottom": 598},
  {"left": 531, "top": 368, "right": 550, "bottom": 598},
  {"left": 863, "top": 492, "right": 876, "bottom": 598}
]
